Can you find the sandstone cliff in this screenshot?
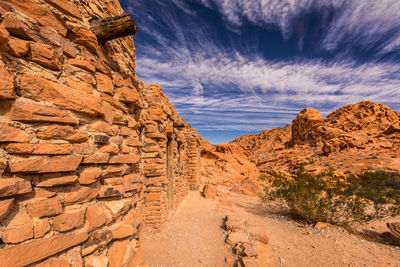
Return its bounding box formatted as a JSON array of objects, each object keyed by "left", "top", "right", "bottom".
[{"left": 232, "top": 101, "right": 400, "bottom": 175}]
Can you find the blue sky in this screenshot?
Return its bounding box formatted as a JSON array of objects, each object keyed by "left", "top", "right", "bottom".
[{"left": 120, "top": 0, "right": 400, "bottom": 144}]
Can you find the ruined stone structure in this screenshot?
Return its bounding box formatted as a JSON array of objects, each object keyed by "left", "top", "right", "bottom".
[{"left": 0, "top": 0, "right": 202, "bottom": 265}]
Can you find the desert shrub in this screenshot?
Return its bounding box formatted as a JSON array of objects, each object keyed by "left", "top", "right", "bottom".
[{"left": 262, "top": 167, "right": 400, "bottom": 226}]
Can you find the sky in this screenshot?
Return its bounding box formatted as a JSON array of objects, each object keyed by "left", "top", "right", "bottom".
[{"left": 120, "top": 0, "right": 400, "bottom": 144}]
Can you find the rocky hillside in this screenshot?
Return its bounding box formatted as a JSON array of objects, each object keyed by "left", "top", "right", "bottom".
[{"left": 232, "top": 101, "right": 400, "bottom": 175}]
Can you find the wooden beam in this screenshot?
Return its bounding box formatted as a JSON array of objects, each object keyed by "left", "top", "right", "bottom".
[{"left": 90, "top": 13, "right": 138, "bottom": 42}]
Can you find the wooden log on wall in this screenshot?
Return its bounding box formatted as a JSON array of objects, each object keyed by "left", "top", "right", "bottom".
[{"left": 90, "top": 13, "right": 138, "bottom": 42}]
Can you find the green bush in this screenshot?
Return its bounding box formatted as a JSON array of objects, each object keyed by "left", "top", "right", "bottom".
[{"left": 262, "top": 167, "right": 400, "bottom": 226}]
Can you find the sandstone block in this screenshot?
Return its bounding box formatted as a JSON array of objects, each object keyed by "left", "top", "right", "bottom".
[
  {"left": 82, "top": 229, "right": 112, "bottom": 256},
  {"left": 2, "top": 223, "right": 33, "bottom": 243},
  {"left": 98, "top": 185, "right": 124, "bottom": 198},
  {"left": 38, "top": 26, "right": 77, "bottom": 57},
  {"left": 29, "top": 42, "right": 62, "bottom": 70},
  {"left": 89, "top": 120, "right": 114, "bottom": 135},
  {"left": 119, "top": 87, "right": 139, "bottom": 103},
  {"left": 20, "top": 73, "right": 103, "bottom": 117},
  {"left": 65, "top": 77, "right": 93, "bottom": 94},
  {"left": 79, "top": 167, "right": 102, "bottom": 185},
  {"left": 68, "top": 28, "right": 98, "bottom": 53},
  {"left": 8, "top": 38, "right": 29, "bottom": 57},
  {"left": 0, "top": 24, "right": 10, "bottom": 44},
  {"left": 6, "top": 143, "right": 72, "bottom": 154},
  {"left": 111, "top": 223, "right": 137, "bottom": 240},
  {"left": 0, "top": 199, "right": 14, "bottom": 222},
  {"left": 43, "top": 0, "right": 82, "bottom": 19},
  {"left": 100, "top": 144, "right": 119, "bottom": 154},
  {"left": 37, "top": 125, "right": 88, "bottom": 142},
  {"left": 203, "top": 184, "right": 217, "bottom": 199},
  {"left": 9, "top": 155, "right": 82, "bottom": 173},
  {"left": 27, "top": 197, "right": 62, "bottom": 218},
  {"left": 36, "top": 175, "right": 78, "bottom": 187},
  {"left": 2, "top": 15, "right": 39, "bottom": 41},
  {"left": 7, "top": 100, "right": 78, "bottom": 124},
  {"left": 107, "top": 239, "right": 130, "bottom": 267},
  {"left": 83, "top": 153, "right": 110, "bottom": 164},
  {"left": 7, "top": 0, "right": 67, "bottom": 36},
  {"left": 0, "top": 178, "right": 32, "bottom": 197},
  {"left": 0, "top": 65, "right": 16, "bottom": 99},
  {"left": 96, "top": 73, "right": 114, "bottom": 95},
  {"left": 67, "top": 58, "right": 95, "bottom": 73},
  {"left": 52, "top": 209, "right": 85, "bottom": 232},
  {"left": 86, "top": 203, "right": 107, "bottom": 232},
  {"left": 0, "top": 123, "right": 30, "bottom": 143},
  {"left": 93, "top": 134, "right": 110, "bottom": 144},
  {"left": 0, "top": 232, "right": 88, "bottom": 266},
  {"left": 64, "top": 187, "right": 98, "bottom": 205},
  {"left": 109, "top": 153, "right": 140, "bottom": 164},
  {"left": 33, "top": 218, "right": 51, "bottom": 238},
  {"left": 226, "top": 231, "right": 249, "bottom": 246}
]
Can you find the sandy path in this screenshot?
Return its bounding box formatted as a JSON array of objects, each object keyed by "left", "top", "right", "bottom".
[
  {"left": 141, "top": 191, "right": 232, "bottom": 267},
  {"left": 223, "top": 192, "right": 400, "bottom": 267}
]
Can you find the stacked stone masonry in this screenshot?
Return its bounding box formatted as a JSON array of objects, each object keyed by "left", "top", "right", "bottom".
[{"left": 0, "top": 0, "right": 202, "bottom": 266}]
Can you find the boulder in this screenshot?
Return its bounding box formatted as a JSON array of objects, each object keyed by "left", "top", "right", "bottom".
[{"left": 203, "top": 184, "right": 217, "bottom": 199}]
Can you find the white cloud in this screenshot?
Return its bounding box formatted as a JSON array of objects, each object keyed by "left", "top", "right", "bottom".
[{"left": 198, "top": 0, "right": 400, "bottom": 53}]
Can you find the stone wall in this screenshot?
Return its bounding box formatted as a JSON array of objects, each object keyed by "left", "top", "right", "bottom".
[{"left": 0, "top": 0, "right": 201, "bottom": 265}]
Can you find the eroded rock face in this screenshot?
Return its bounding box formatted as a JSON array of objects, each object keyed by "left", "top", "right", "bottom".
[{"left": 231, "top": 101, "right": 400, "bottom": 177}]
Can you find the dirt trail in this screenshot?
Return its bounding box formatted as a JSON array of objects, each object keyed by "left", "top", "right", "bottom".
[
  {"left": 141, "top": 191, "right": 232, "bottom": 267},
  {"left": 222, "top": 191, "right": 400, "bottom": 267}
]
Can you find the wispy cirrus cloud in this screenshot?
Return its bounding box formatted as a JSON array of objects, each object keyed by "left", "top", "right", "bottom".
[{"left": 122, "top": 0, "right": 400, "bottom": 143}]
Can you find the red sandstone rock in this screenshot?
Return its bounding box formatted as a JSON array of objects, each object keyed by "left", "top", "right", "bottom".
[
  {"left": 52, "top": 209, "right": 85, "bottom": 232},
  {"left": 89, "top": 121, "right": 114, "bottom": 135},
  {"left": 0, "top": 123, "right": 31, "bottom": 143},
  {"left": 79, "top": 167, "right": 103, "bottom": 185},
  {"left": 99, "top": 185, "right": 124, "bottom": 198},
  {"left": 64, "top": 187, "right": 98, "bottom": 205},
  {"left": 19, "top": 73, "right": 103, "bottom": 117},
  {"left": 37, "top": 125, "right": 88, "bottom": 142},
  {"left": 107, "top": 239, "right": 131, "bottom": 267},
  {"left": 43, "top": 0, "right": 82, "bottom": 19},
  {"left": 6, "top": 143, "right": 73, "bottom": 155},
  {"left": 6, "top": 100, "right": 78, "bottom": 124},
  {"left": 86, "top": 203, "right": 107, "bottom": 232},
  {"left": 202, "top": 184, "right": 217, "bottom": 199},
  {"left": 9, "top": 155, "right": 82, "bottom": 173},
  {"left": 100, "top": 144, "right": 120, "bottom": 154},
  {"left": 65, "top": 77, "right": 94, "bottom": 94},
  {"left": 7, "top": 0, "right": 67, "bottom": 36},
  {"left": 247, "top": 225, "right": 269, "bottom": 245},
  {"left": 67, "top": 58, "right": 96, "bottom": 73},
  {"left": 84, "top": 255, "right": 109, "bottom": 267},
  {"left": 0, "top": 178, "right": 32, "bottom": 197},
  {"left": 96, "top": 73, "right": 114, "bottom": 95},
  {"left": 0, "top": 65, "right": 16, "bottom": 99},
  {"left": 8, "top": 38, "right": 29, "bottom": 57},
  {"left": 0, "top": 24, "right": 10, "bottom": 44},
  {"left": 82, "top": 229, "right": 112, "bottom": 256},
  {"left": 38, "top": 26, "right": 78, "bottom": 57},
  {"left": 109, "top": 153, "right": 140, "bottom": 164},
  {"left": 111, "top": 223, "right": 137, "bottom": 240},
  {"left": 119, "top": 87, "right": 140, "bottom": 103},
  {"left": 27, "top": 197, "right": 62, "bottom": 217},
  {"left": 0, "top": 199, "right": 14, "bottom": 222},
  {"left": 29, "top": 42, "right": 62, "bottom": 70},
  {"left": 68, "top": 28, "right": 98, "bottom": 53},
  {"left": 2, "top": 14, "right": 40, "bottom": 41},
  {"left": 33, "top": 218, "right": 51, "bottom": 238},
  {"left": 2, "top": 223, "right": 33, "bottom": 243},
  {"left": 36, "top": 175, "right": 78, "bottom": 187},
  {"left": 0, "top": 232, "right": 88, "bottom": 266},
  {"left": 83, "top": 153, "right": 110, "bottom": 164}
]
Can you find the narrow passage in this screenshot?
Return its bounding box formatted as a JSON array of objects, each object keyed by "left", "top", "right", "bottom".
[{"left": 142, "top": 191, "right": 231, "bottom": 267}]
